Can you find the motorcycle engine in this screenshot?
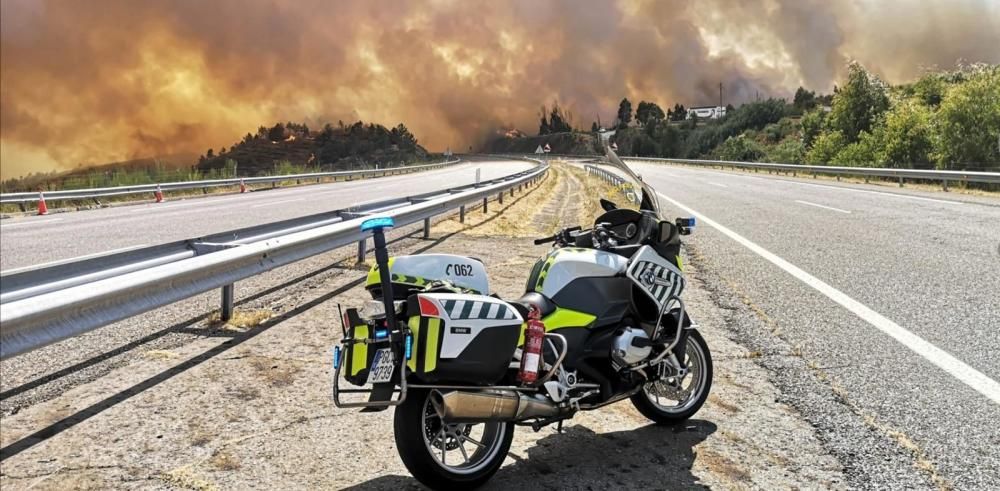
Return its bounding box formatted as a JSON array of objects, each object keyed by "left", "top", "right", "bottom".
[{"left": 611, "top": 326, "right": 652, "bottom": 368}]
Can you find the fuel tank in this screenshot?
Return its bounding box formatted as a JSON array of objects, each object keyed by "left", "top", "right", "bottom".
[{"left": 527, "top": 247, "right": 629, "bottom": 297}]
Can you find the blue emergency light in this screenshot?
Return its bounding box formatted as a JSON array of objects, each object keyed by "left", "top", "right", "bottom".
[{"left": 361, "top": 216, "right": 395, "bottom": 232}]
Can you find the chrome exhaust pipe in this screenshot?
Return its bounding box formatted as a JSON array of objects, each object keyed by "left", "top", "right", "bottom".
[{"left": 430, "top": 389, "right": 560, "bottom": 422}]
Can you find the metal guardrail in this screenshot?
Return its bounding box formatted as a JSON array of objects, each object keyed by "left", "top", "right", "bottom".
[
  {"left": 584, "top": 164, "right": 640, "bottom": 204},
  {"left": 0, "top": 159, "right": 462, "bottom": 205},
  {"left": 0, "top": 160, "right": 548, "bottom": 359},
  {"left": 621, "top": 157, "right": 1000, "bottom": 190}
]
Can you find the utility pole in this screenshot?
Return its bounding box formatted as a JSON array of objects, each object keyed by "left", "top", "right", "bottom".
[{"left": 719, "top": 82, "right": 723, "bottom": 108}]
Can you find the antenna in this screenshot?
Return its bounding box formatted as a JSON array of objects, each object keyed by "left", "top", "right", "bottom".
[{"left": 719, "top": 82, "right": 723, "bottom": 107}]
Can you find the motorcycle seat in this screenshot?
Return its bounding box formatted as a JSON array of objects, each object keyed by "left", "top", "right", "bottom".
[{"left": 513, "top": 291, "right": 557, "bottom": 319}]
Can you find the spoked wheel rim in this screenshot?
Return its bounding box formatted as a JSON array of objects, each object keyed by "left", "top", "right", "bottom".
[
  {"left": 421, "top": 393, "right": 508, "bottom": 475},
  {"left": 643, "top": 336, "right": 708, "bottom": 413}
]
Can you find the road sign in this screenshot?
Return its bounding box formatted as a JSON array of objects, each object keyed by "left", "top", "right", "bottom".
[
  {"left": 543, "top": 143, "right": 551, "bottom": 153},
  {"left": 535, "top": 145, "right": 544, "bottom": 154}
]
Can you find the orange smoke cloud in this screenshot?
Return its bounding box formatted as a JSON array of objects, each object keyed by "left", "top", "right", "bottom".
[{"left": 2, "top": 0, "right": 998, "bottom": 178}]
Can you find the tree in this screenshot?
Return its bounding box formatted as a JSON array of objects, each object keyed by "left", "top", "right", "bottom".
[
  {"left": 827, "top": 62, "right": 889, "bottom": 142},
  {"left": 933, "top": 66, "right": 1000, "bottom": 170},
  {"left": 548, "top": 103, "right": 573, "bottom": 133},
  {"left": 206, "top": 148, "right": 214, "bottom": 158},
  {"left": 591, "top": 121, "right": 599, "bottom": 132},
  {"left": 873, "top": 99, "right": 934, "bottom": 168},
  {"left": 768, "top": 139, "right": 806, "bottom": 164},
  {"left": 538, "top": 106, "right": 550, "bottom": 135},
  {"left": 800, "top": 109, "right": 826, "bottom": 148},
  {"left": 792, "top": 87, "right": 817, "bottom": 112},
  {"left": 716, "top": 135, "right": 766, "bottom": 161},
  {"left": 616, "top": 98, "right": 633, "bottom": 129},
  {"left": 669, "top": 103, "right": 688, "bottom": 122},
  {"left": 267, "top": 122, "right": 286, "bottom": 141},
  {"left": 635, "top": 101, "right": 666, "bottom": 127},
  {"left": 805, "top": 130, "right": 846, "bottom": 165}
]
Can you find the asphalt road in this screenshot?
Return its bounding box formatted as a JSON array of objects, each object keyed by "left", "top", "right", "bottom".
[
  {"left": 627, "top": 160, "right": 1000, "bottom": 489},
  {"left": 0, "top": 160, "right": 534, "bottom": 271}
]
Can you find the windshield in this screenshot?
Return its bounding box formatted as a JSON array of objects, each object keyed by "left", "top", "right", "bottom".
[{"left": 603, "top": 145, "right": 661, "bottom": 218}]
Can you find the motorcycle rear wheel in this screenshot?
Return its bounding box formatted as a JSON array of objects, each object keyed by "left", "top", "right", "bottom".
[
  {"left": 394, "top": 388, "right": 514, "bottom": 490},
  {"left": 630, "top": 330, "right": 713, "bottom": 425}
]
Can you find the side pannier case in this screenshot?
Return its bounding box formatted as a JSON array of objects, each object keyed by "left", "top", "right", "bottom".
[
  {"left": 342, "top": 308, "right": 380, "bottom": 386},
  {"left": 405, "top": 293, "right": 523, "bottom": 384}
]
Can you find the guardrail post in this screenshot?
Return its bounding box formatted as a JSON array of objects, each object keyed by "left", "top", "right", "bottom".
[
  {"left": 483, "top": 197, "right": 488, "bottom": 213},
  {"left": 423, "top": 218, "right": 431, "bottom": 238},
  {"left": 898, "top": 176, "right": 904, "bottom": 187},
  {"left": 357, "top": 239, "right": 367, "bottom": 263},
  {"left": 942, "top": 180, "right": 949, "bottom": 192},
  {"left": 499, "top": 191, "right": 504, "bottom": 205},
  {"left": 221, "top": 284, "right": 235, "bottom": 322},
  {"left": 460, "top": 205, "right": 466, "bottom": 223}
]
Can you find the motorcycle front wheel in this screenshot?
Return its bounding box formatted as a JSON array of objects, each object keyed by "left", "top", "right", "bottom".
[
  {"left": 630, "top": 329, "right": 713, "bottom": 425},
  {"left": 394, "top": 388, "right": 514, "bottom": 490}
]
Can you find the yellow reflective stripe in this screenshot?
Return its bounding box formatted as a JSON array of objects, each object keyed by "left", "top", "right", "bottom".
[
  {"left": 424, "top": 318, "right": 440, "bottom": 372},
  {"left": 544, "top": 308, "right": 596, "bottom": 330},
  {"left": 365, "top": 257, "right": 396, "bottom": 288},
  {"left": 350, "top": 325, "right": 369, "bottom": 376},
  {"left": 407, "top": 316, "right": 420, "bottom": 372},
  {"left": 517, "top": 307, "right": 596, "bottom": 345},
  {"left": 675, "top": 255, "right": 684, "bottom": 272}
]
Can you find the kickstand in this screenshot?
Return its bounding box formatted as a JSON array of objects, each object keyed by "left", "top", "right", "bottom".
[{"left": 557, "top": 420, "right": 563, "bottom": 434}]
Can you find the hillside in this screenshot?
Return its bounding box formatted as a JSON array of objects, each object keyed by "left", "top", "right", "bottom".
[
  {"left": 610, "top": 62, "right": 999, "bottom": 171},
  {"left": 480, "top": 131, "right": 600, "bottom": 155},
  {"left": 197, "top": 121, "right": 430, "bottom": 175},
  {"left": 1, "top": 121, "right": 431, "bottom": 193}
]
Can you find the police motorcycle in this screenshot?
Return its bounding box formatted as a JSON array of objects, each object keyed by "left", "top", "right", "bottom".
[{"left": 332, "top": 152, "right": 711, "bottom": 490}]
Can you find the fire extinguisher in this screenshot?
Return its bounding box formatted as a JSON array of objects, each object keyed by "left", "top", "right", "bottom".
[{"left": 518, "top": 306, "right": 546, "bottom": 385}]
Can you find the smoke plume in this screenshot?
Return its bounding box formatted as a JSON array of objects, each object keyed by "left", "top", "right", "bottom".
[{"left": 2, "top": 0, "right": 998, "bottom": 178}]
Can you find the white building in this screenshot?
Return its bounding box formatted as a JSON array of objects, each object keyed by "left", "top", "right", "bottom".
[{"left": 687, "top": 106, "right": 727, "bottom": 120}]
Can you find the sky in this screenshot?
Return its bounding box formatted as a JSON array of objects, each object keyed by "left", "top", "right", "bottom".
[{"left": 2, "top": 0, "right": 998, "bottom": 178}]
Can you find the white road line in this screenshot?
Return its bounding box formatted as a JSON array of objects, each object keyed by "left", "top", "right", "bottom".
[
  {"left": 2, "top": 243, "right": 150, "bottom": 275},
  {"left": 0, "top": 218, "right": 64, "bottom": 228},
  {"left": 795, "top": 200, "right": 852, "bottom": 214},
  {"left": 707, "top": 181, "right": 729, "bottom": 188},
  {"left": 658, "top": 191, "right": 1000, "bottom": 405},
  {"left": 251, "top": 198, "right": 304, "bottom": 208}
]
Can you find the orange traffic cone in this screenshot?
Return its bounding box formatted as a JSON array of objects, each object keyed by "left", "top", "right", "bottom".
[
  {"left": 154, "top": 184, "right": 164, "bottom": 203},
  {"left": 37, "top": 191, "right": 49, "bottom": 215},
  {"left": 239, "top": 178, "right": 247, "bottom": 193}
]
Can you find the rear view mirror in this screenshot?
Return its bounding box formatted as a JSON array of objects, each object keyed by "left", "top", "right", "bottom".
[{"left": 658, "top": 221, "right": 678, "bottom": 243}]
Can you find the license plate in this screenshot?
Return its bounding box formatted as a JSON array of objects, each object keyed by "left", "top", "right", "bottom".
[{"left": 366, "top": 348, "right": 395, "bottom": 385}]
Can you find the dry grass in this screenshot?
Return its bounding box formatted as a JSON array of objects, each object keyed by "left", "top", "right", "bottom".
[
  {"left": 159, "top": 467, "right": 217, "bottom": 491},
  {"left": 143, "top": 349, "right": 181, "bottom": 361},
  {"left": 209, "top": 450, "right": 242, "bottom": 471},
  {"left": 432, "top": 163, "right": 559, "bottom": 237},
  {"left": 698, "top": 449, "right": 753, "bottom": 484},
  {"left": 709, "top": 394, "right": 742, "bottom": 414},
  {"left": 189, "top": 421, "right": 213, "bottom": 447},
  {"left": 207, "top": 309, "right": 273, "bottom": 331}
]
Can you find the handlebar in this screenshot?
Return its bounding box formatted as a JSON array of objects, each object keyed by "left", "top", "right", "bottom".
[{"left": 534, "top": 226, "right": 582, "bottom": 246}]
